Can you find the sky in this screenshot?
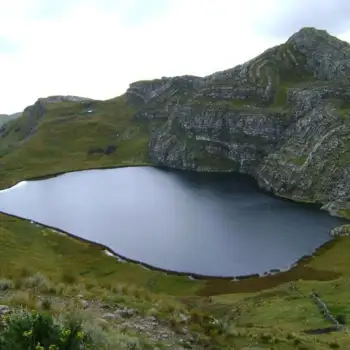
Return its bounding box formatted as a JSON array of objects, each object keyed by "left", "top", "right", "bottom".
[{"left": 0, "top": 0, "right": 350, "bottom": 114}]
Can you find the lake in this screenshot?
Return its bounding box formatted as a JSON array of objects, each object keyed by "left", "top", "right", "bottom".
[{"left": 0, "top": 167, "right": 345, "bottom": 277}]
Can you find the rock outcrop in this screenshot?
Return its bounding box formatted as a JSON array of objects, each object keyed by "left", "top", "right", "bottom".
[
  {"left": 125, "top": 27, "right": 350, "bottom": 217},
  {"left": 37, "top": 95, "right": 93, "bottom": 104}
]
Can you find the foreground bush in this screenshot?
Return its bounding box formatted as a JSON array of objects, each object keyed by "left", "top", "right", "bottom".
[
  {"left": 0, "top": 308, "right": 152, "bottom": 350},
  {"left": 0, "top": 309, "right": 86, "bottom": 350}
]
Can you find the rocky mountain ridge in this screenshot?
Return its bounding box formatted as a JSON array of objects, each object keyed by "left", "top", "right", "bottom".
[
  {"left": 0, "top": 27, "right": 349, "bottom": 218},
  {"left": 125, "top": 27, "right": 350, "bottom": 217}
]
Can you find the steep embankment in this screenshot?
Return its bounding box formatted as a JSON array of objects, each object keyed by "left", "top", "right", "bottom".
[
  {"left": 125, "top": 27, "right": 350, "bottom": 218},
  {"left": 0, "top": 27, "right": 349, "bottom": 218}
]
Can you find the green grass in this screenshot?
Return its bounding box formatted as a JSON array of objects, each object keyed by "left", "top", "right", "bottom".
[
  {"left": 0, "top": 96, "right": 151, "bottom": 189},
  {"left": 1, "top": 78, "right": 350, "bottom": 348},
  {"left": 326, "top": 98, "right": 350, "bottom": 119},
  {"left": 288, "top": 155, "right": 307, "bottom": 166},
  {"left": 208, "top": 236, "right": 350, "bottom": 349},
  {"left": 0, "top": 213, "right": 201, "bottom": 296},
  {"left": 337, "top": 210, "right": 350, "bottom": 219}
]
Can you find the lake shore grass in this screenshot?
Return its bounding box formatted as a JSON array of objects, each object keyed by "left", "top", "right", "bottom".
[
  {"left": 0, "top": 212, "right": 202, "bottom": 297},
  {"left": 1, "top": 208, "right": 349, "bottom": 298},
  {"left": 0, "top": 210, "right": 342, "bottom": 289},
  {"left": 2, "top": 210, "right": 350, "bottom": 348},
  {"left": 1, "top": 97, "right": 350, "bottom": 347}
]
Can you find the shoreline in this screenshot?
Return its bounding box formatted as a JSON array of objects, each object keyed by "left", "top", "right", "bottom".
[
  {"left": 0, "top": 209, "right": 343, "bottom": 283},
  {"left": 1, "top": 163, "right": 151, "bottom": 189},
  {"left": 2, "top": 163, "right": 342, "bottom": 218}
]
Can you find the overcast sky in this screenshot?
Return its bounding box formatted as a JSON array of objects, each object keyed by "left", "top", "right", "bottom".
[{"left": 1, "top": 0, "right": 349, "bottom": 113}]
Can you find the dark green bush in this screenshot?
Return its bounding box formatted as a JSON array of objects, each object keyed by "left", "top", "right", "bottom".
[
  {"left": 335, "top": 314, "right": 346, "bottom": 325},
  {"left": 0, "top": 309, "right": 86, "bottom": 350}
]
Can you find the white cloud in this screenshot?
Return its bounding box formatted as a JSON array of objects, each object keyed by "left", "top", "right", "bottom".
[{"left": 0, "top": 0, "right": 349, "bottom": 113}]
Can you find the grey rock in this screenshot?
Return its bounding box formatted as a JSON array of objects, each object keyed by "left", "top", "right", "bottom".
[
  {"left": 330, "top": 225, "right": 350, "bottom": 236},
  {"left": 38, "top": 95, "right": 93, "bottom": 105},
  {"left": 0, "top": 305, "right": 10, "bottom": 315},
  {"left": 116, "top": 307, "right": 136, "bottom": 318},
  {"left": 145, "top": 315, "right": 157, "bottom": 323},
  {"left": 179, "top": 314, "right": 189, "bottom": 323},
  {"left": 80, "top": 299, "right": 89, "bottom": 309},
  {"left": 102, "top": 312, "right": 122, "bottom": 320},
  {"left": 125, "top": 27, "right": 350, "bottom": 217}
]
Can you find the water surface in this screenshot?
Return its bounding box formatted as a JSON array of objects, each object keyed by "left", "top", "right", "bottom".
[{"left": 0, "top": 167, "right": 345, "bottom": 276}]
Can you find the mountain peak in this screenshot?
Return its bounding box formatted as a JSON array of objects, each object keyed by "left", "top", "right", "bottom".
[
  {"left": 287, "top": 26, "right": 350, "bottom": 51},
  {"left": 289, "top": 26, "right": 330, "bottom": 39},
  {"left": 285, "top": 27, "right": 350, "bottom": 81}
]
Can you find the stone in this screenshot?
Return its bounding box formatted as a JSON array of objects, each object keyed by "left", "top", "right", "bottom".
[
  {"left": 330, "top": 225, "right": 350, "bottom": 237},
  {"left": 102, "top": 312, "right": 122, "bottom": 320},
  {"left": 0, "top": 305, "right": 10, "bottom": 315},
  {"left": 119, "top": 307, "right": 135, "bottom": 317},
  {"left": 145, "top": 315, "right": 157, "bottom": 323},
  {"left": 80, "top": 299, "right": 89, "bottom": 309},
  {"left": 179, "top": 314, "right": 189, "bottom": 323}
]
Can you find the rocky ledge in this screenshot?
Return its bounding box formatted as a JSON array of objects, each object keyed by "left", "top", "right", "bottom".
[
  {"left": 330, "top": 225, "right": 350, "bottom": 236},
  {"left": 125, "top": 27, "right": 350, "bottom": 217}
]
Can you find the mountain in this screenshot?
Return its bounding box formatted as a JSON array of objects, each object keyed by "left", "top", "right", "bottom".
[
  {"left": 0, "top": 112, "right": 22, "bottom": 127},
  {"left": 1, "top": 27, "right": 350, "bottom": 349},
  {"left": 0, "top": 27, "right": 349, "bottom": 218}
]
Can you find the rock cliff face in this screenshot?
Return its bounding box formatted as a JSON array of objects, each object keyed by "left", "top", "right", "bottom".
[{"left": 125, "top": 27, "right": 350, "bottom": 217}]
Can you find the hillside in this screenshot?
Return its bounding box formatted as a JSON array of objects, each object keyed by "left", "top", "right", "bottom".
[
  {"left": 1, "top": 27, "right": 350, "bottom": 348},
  {"left": 0, "top": 27, "right": 349, "bottom": 218},
  {"left": 126, "top": 27, "right": 350, "bottom": 218},
  {"left": 0, "top": 112, "right": 22, "bottom": 128}
]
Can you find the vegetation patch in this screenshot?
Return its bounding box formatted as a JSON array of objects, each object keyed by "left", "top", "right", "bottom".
[
  {"left": 288, "top": 155, "right": 308, "bottom": 166},
  {"left": 0, "top": 213, "right": 201, "bottom": 296},
  {"left": 0, "top": 96, "right": 151, "bottom": 190}
]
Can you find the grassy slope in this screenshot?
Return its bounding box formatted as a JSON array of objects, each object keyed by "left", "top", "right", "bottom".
[
  {"left": 1, "top": 213, "right": 350, "bottom": 348},
  {"left": 0, "top": 113, "right": 21, "bottom": 128},
  {"left": 0, "top": 96, "right": 150, "bottom": 189},
  {"left": 0, "top": 213, "right": 201, "bottom": 296},
  {"left": 0, "top": 89, "right": 350, "bottom": 347}
]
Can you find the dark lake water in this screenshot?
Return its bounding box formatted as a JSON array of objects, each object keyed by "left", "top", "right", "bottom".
[{"left": 0, "top": 167, "right": 345, "bottom": 277}]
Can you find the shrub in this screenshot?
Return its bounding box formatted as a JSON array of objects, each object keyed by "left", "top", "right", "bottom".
[
  {"left": 335, "top": 314, "right": 346, "bottom": 325},
  {"left": 61, "top": 271, "right": 77, "bottom": 285},
  {"left": 22, "top": 273, "right": 54, "bottom": 293},
  {"left": 329, "top": 341, "right": 341, "bottom": 349},
  {"left": 54, "top": 283, "right": 66, "bottom": 296},
  {"left": 0, "top": 309, "right": 86, "bottom": 350},
  {"left": 0, "top": 279, "right": 14, "bottom": 291},
  {"left": 19, "top": 267, "right": 31, "bottom": 278},
  {"left": 8, "top": 291, "right": 38, "bottom": 310},
  {"left": 40, "top": 299, "right": 52, "bottom": 311},
  {"left": 260, "top": 332, "right": 273, "bottom": 344}
]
